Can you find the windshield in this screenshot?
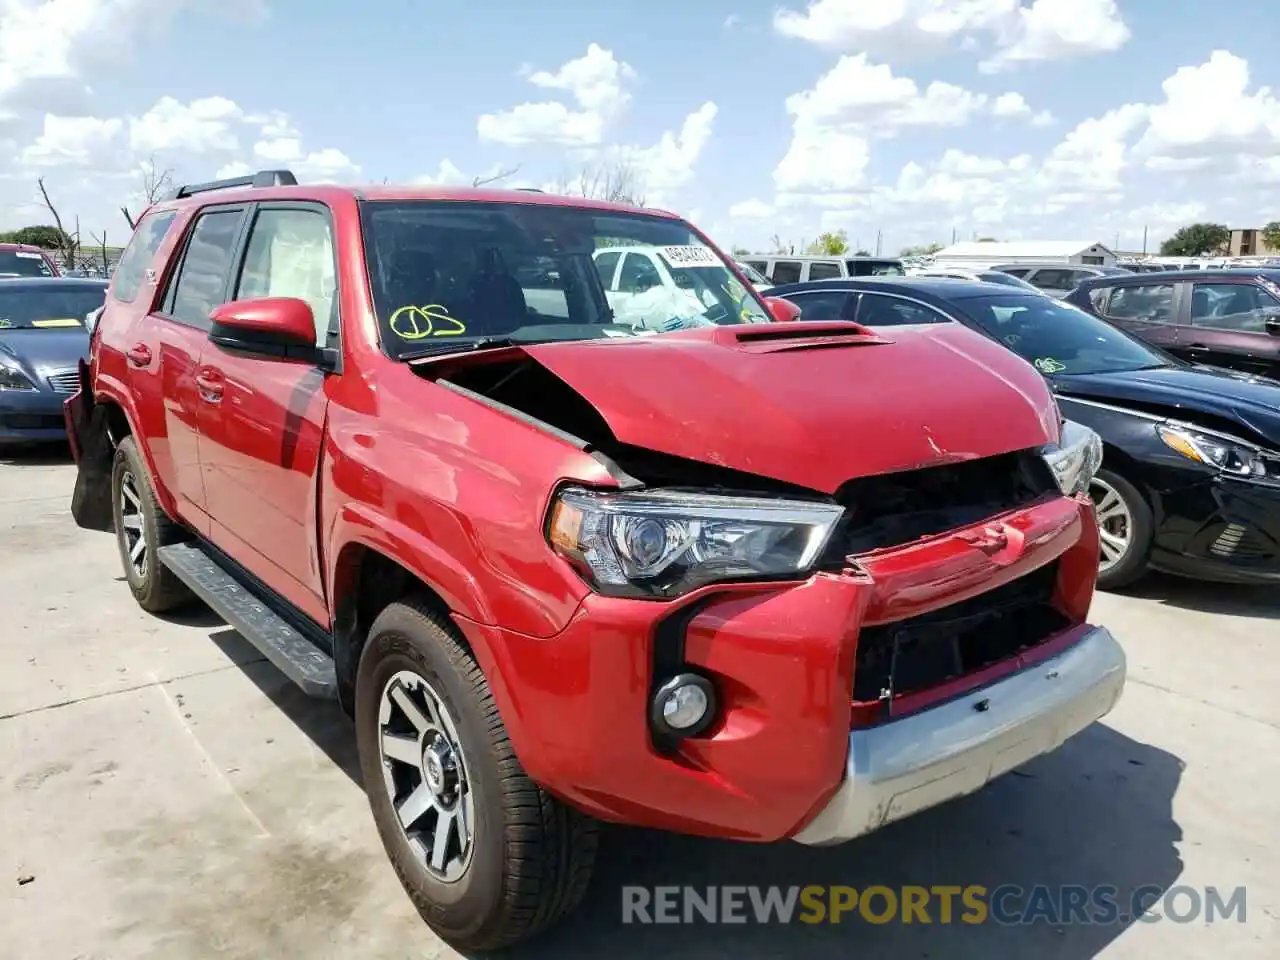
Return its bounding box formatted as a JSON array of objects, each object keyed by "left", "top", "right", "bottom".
[
  {"left": 0, "top": 285, "right": 105, "bottom": 329},
  {"left": 359, "top": 201, "right": 770, "bottom": 359},
  {"left": 0, "top": 250, "right": 55, "bottom": 278},
  {"left": 961, "top": 292, "right": 1171, "bottom": 376}
]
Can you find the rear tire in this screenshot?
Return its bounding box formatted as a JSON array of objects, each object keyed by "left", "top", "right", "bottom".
[
  {"left": 111, "top": 436, "right": 192, "bottom": 613},
  {"left": 1090, "top": 467, "right": 1153, "bottom": 591},
  {"left": 354, "top": 598, "right": 598, "bottom": 951}
]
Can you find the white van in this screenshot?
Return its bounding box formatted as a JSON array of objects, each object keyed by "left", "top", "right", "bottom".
[{"left": 738, "top": 255, "right": 905, "bottom": 284}]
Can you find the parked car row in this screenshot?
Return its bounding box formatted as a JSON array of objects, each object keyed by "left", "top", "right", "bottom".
[
  {"left": 770, "top": 274, "right": 1280, "bottom": 589},
  {"left": 56, "top": 170, "right": 1128, "bottom": 951}
]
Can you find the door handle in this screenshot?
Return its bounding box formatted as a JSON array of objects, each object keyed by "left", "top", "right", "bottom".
[
  {"left": 126, "top": 344, "right": 152, "bottom": 367},
  {"left": 195, "top": 371, "right": 224, "bottom": 402},
  {"left": 1183, "top": 343, "right": 1210, "bottom": 351}
]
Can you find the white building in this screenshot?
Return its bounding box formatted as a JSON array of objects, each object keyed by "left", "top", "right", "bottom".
[{"left": 932, "top": 240, "right": 1118, "bottom": 268}]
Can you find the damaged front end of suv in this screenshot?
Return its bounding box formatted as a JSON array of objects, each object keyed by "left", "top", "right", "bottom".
[{"left": 399, "top": 315, "right": 1122, "bottom": 845}]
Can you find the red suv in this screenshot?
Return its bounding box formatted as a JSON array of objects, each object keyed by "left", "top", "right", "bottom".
[{"left": 65, "top": 170, "right": 1125, "bottom": 950}]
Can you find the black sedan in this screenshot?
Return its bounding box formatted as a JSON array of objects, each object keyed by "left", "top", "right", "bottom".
[
  {"left": 769, "top": 276, "right": 1280, "bottom": 589},
  {"left": 0, "top": 277, "right": 107, "bottom": 446}
]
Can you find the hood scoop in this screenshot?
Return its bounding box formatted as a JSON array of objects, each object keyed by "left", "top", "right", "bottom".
[{"left": 712, "top": 320, "right": 891, "bottom": 353}]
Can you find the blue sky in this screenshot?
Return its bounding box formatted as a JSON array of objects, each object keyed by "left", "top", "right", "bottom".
[{"left": 3, "top": 0, "right": 1280, "bottom": 255}]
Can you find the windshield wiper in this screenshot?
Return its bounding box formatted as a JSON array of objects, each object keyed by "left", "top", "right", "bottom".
[{"left": 400, "top": 336, "right": 529, "bottom": 361}]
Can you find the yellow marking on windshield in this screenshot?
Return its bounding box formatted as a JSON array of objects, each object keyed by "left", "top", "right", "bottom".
[
  {"left": 388, "top": 304, "right": 467, "bottom": 340},
  {"left": 31, "top": 318, "right": 82, "bottom": 328}
]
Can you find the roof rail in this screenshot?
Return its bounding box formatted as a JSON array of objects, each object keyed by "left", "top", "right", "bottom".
[
  {"left": 167, "top": 169, "right": 298, "bottom": 200},
  {"left": 515, "top": 187, "right": 544, "bottom": 193}
]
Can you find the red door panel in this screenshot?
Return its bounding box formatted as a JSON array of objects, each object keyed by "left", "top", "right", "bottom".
[{"left": 196, "top": 351, "right": 330, "bottom": 623}]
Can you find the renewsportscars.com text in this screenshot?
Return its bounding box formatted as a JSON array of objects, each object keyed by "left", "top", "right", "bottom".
[{"left": 621, "top": 884, "right": 1247, "bottom": 926}]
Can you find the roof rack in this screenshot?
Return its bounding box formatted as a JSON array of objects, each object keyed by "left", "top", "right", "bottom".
[
  {"left": 515, "top": 187, "right": 544, "bottom": 193},
  {"left": 167, "top": 169, "right": 298, "bottom": 200}
]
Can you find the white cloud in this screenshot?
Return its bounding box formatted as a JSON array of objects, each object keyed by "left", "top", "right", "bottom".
[
  {"left": 620, "top": 101, "right": 717, "bottom": 200},
  {"left": 413, "top": 160, "right": 469, "bottom": 185},
  {"left": 1135, "top": 50, "right": 1280, "bottom": 163},
  {"left": 19, "top": 114, "right": 123, "bottom": 167},
  {"left": 0, "top": 0, "right": 268, "bottom": 112},
  {"left": 980, "top": 0, "right": 1130, "bottom": 73},
  {"left": 991, "top": 91, "right": 1054, "bottom": 125},
  {"left": 477, "top": 43, "right": 636, "bottom": 146},
  {"left": 129, "top": 96, "right": 243, "bottom": 154},
  {"left": 774, "top": 0, "right": 1129, "bottom": 69},
  {"left": 729, "top": 198, "right": 776, "bottom": 219},
  {"left": 774, "top": 54, "right": 987, "bottom": 196}
]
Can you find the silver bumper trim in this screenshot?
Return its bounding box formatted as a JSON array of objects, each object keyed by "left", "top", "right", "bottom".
[{"left": 792, "top": 625, "right": 1126, "bottom": 846}]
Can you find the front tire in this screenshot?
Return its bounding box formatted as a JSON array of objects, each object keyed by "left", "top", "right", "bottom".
[
  {"left": 1090, "top": 467, "right": 1154, "bottom": 590},
  {"left": 354, "top": 598, "right": 598, "bottom": 951},
  {"left": 111, "top": 436, "right": 192, "bottom": 613}
]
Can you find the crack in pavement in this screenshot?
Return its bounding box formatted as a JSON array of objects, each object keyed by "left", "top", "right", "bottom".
[
  {"left": 1127, "top": 676, "right": 1280, "bottom": 731},
  {"left": 0, "top": 656, "right": 269, "bottom": 722}
]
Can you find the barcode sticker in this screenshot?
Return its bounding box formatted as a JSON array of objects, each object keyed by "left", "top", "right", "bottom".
[{"left": 658, "top": 245, "right": 718, "bottom": 267}]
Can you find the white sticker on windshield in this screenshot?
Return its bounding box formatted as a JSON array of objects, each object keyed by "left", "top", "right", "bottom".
[
  {"left": 658, "top": 245, "right": 718, "bottom": 267},
  {"left": 14, "top": 251, "right": 43, "bottom": 259}
]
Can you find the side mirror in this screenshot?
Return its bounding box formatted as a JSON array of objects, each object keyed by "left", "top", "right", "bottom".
[
  {"left": 208, "top": 297, "right": 319, "bottom": 360},
  {"left": 764, "top": 296, "right": 802, "bottom": 322}
]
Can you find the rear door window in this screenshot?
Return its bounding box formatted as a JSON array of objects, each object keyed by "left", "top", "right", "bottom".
[
  {"left": 1100, "top": 284, "right": 1175, "bottom": 323},
  {"left": 111, "top": 210, "right": 178, "bottom": 303},
  {"left": 770, "top": 260, "right": 802, "bottom": 284},
  {"left": 782, "top": 290, "right": 852, "bottom": 321},
  {"left": 164, "top": 208, "right": 248, "bottom": 329},
  {"left": 855, "top": 294, "right": 950, "bottom": 327},
  {"left": 617, "top": 252, "right": 662, "bottom": 293},
  {"left": 997, "top": 266, "right": 1031, "bottom": 278},
  {"left": 1190, "top": 283, "right": 1277, "bottom": 333},
  {"left": 806, "top": 260, "right": 842, "bottom": 281}
]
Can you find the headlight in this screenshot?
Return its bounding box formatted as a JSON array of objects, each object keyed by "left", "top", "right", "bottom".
[
  {"left": 0, "top": 358, "right": 36, "bottom": 391},
  {"left": 547, "top": 487, "right": 844, "bottom": 598},
  {"left": 1040, "top": 419, "right": 1103, "bottom": 496},
  {"left": 1156, "top": 422, "right": 1279, "bottom": 486}
]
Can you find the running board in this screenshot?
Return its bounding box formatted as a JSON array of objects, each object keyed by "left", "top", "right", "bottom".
[{"left": 157, "top": 542, "right": 338, "bottom": 699}]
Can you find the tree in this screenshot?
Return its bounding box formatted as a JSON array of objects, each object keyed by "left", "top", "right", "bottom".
[
  {"left": 6, "top": 225, "right": 70, "bottom": 249},
  {"left": 731, "top": 246, "right": 749, "bottom": 256},
  {"left": 1261, "top": 221, "right": 1280, "bottom": 252},
  {"left": 36, "top": 178, "right": 78, "bottom": 268},
  {"left": 121, "top": 156, "right": 176, "bottom": 230},
  {"left": 1160, "top": 222, "right": 1229, "bottom": 257},
  {"left": 853, "top": 248, "right": 871, "bottom": 256},
  {"left": 900, "top": 242, "right": 944, "bottom": 257},
  {"left": 553, "top": 158, "right": 646, "bottom": 206},
  {"left": 805, "top": 230, "right": 849, "bottom": 255}
]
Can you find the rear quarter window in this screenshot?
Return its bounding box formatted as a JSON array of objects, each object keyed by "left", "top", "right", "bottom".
[{"left": 111, "top": 211, "right": 178, "bottom": 303}]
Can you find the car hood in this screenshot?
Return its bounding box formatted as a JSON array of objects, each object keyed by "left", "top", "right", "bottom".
[
  {"left": 1051, "top": 363, "right": 1280, "bottom": 446},
  {"left": 0, "top": 326, "right": 88, "bottom": 373},
  {"left": 522, "top": 322, "right": 1060, "bottom": 493}
]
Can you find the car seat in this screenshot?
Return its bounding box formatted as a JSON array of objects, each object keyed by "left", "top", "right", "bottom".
[{"left": 467, "top": 248, "right": 528, "bottom": 336}]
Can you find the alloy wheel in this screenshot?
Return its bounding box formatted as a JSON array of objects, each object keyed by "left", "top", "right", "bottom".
[
  {"left": 118, "top": 471, "right": 147, "bottom": 579},
  {"left": 1090, "top": 477, "right": 1134, "bottom": 573},
  {"left": 377, "top": 670, "right": 476, "bottom": 883}
]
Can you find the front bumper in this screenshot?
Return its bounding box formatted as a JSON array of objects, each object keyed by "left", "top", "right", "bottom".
[
  {"left": 1150, "top": 476, "right": 1280, "bottom": 584},
  {"left": 454, "top": 494, "right": 1110, "bottom": 842},
  {"left": 792, "top": 624, "right": 1126, "bottom": 845},
  {"left": 0, "top": 387, "right": 68, "bottom": 443}
]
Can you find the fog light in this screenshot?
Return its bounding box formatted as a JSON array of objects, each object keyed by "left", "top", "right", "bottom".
[{"left": 650, "top": 673, "right": 716, "bottom": 738}]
